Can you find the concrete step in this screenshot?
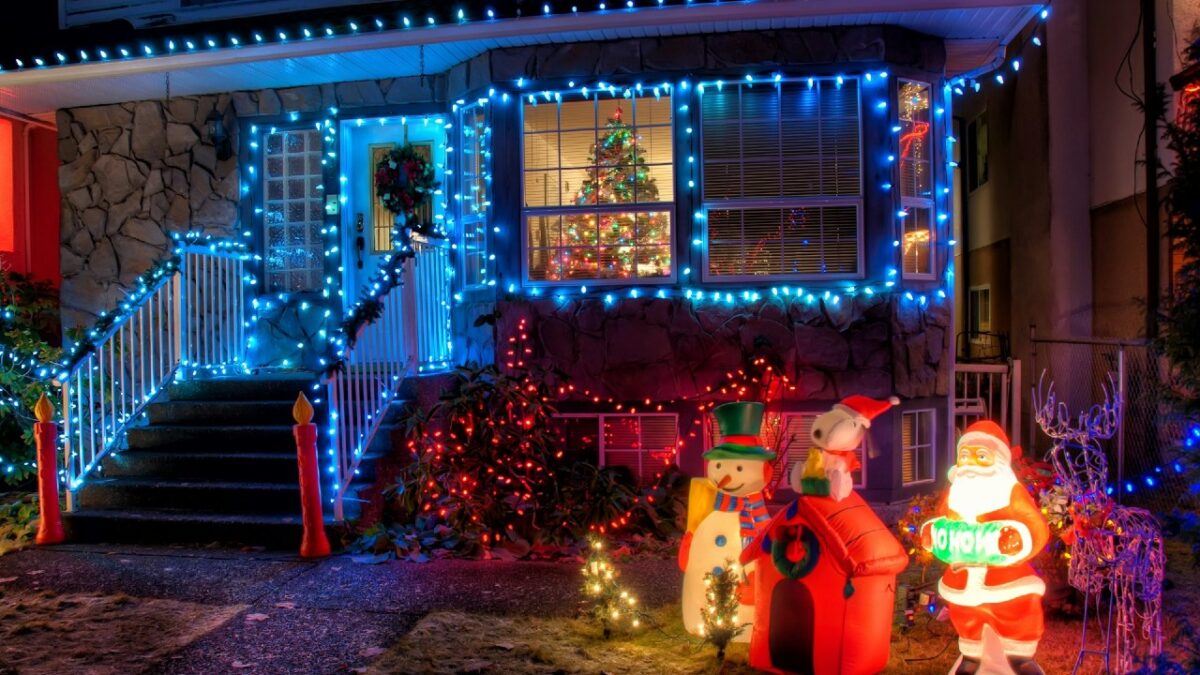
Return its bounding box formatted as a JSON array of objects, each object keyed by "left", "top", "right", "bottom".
[
  {"left": 99, "top": 449, "right": 381, "bottom": 484},
  {"left": 62, "top": 508, "right": 342, "bottom": 549},
  {"left": 146, "top": 400, "right": 324, "bottom": 426},
  {"left": 166, "top": 374, "right": 317, "bottom": 402},
  {"left": 75, "top": 478, "right": 302, "bottom": 514},
  {"left": 126, "top": 425, "right": 298, "bottom": 452},
  {"left": 101, "top": 450, "right": 299, "bottom": 482}
]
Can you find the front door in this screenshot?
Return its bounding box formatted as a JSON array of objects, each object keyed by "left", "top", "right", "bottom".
[{"left": 340, "top": 115, "right": 447, "bottom": 303}]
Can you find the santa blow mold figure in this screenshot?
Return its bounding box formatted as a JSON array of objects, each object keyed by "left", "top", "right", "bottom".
[
  {"left": 680, "top": 402, "right": 775, "bottom": 640},
  {"left": 792, "top": 395, "right": 898, "bottom": 501},
  {"left": 921, "top": 421, "right": 1050, "bottom": 675}
]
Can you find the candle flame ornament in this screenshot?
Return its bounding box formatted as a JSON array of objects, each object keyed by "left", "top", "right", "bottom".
[
  {"left": 920, "top": 420, "right": 1049, "bottom": 675},
  {"left": 292, "top": 390, "right": 315, "bottom": 425}
]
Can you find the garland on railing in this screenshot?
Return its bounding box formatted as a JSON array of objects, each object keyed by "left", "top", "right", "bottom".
[
  {"left": 324, "top": 143, "right": 444, "bottom": 377},
  {"left": 57, "top": 233, "right": 249, "bottom": 377}
]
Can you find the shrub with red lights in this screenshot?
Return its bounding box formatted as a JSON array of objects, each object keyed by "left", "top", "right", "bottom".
[{"left": 374, "top": 318, "right": 686, "bottom": 560}]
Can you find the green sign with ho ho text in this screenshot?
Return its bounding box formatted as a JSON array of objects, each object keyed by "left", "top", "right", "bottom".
[{"left": 926, "top": 517, "right": 1012, "bottom": 566}]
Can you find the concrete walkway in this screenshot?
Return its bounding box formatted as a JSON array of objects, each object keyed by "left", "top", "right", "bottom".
[{"left": 0, "top": 544, "right": 681, "bottom": 674}]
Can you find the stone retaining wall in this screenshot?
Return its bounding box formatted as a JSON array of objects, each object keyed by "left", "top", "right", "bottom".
[{"left": 495, "top": 294, "right": 950, "bottom": 403}]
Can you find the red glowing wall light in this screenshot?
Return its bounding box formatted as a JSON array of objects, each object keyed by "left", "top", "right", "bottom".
[{"left": 0, "top": 118, "right": 12, "bottom": 252}]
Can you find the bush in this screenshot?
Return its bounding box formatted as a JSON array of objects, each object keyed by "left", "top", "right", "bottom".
[
  {"left": 0, "top": 270, "right": 61, "bottom": 486},
  {"left": 358, "top": 359, "right": 686, "bottom": 561},
  {"left": 0, "top": 493, "right": 38, "bottom": 555}
]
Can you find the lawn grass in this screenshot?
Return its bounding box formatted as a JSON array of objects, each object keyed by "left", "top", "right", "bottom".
[
  {"left": 0, "top": 589, "right": 244, "bottom": 674},
  {"left": 371, "top": 540, "right": 1199, "bottom": 674}
]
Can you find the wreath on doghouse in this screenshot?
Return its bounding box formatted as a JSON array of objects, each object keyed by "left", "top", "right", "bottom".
[
  {"left": 374, "top": 143, "right": 439, "bottom": 221},
  {"left": 770, "top": 524, "right": 820, "bottom": 580}
]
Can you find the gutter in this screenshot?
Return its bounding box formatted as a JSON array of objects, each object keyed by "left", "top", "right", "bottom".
[{"left": 0, "top": 0, "right": 1041, "bottom": 86}]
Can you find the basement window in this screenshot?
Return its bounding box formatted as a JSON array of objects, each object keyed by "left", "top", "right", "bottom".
[
  {"left": 901, "top": 409, "right": 937, "bottom": 485},
  {"left": 553, "top": 413, "right": 679, "bottom": 486}
]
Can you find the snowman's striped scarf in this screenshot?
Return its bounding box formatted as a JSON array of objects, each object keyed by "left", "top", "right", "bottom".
[{"left": 713, "top": 492, "right": 770, "bottom": 546}]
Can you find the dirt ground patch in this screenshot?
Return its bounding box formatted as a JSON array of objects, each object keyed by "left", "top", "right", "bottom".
[{"left": 0, "top": 589, "right": 243, "bottom": 674}]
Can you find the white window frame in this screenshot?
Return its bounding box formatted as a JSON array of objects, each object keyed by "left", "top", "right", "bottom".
[
  {"left": 457, "top": 103, "right": 492, "bottom": 291},
  {"left": 520, "top": 92, "right": 677, "bottom": 286},
  {"left": 898, "top": 78, "right": 936, "bottom": 281},
  {"left": 901, "top": 408, "right": 938, "bottom": 486},
  {"left": 554, "top": 413, "right": 680, "bottom": 484},
  {"left": 699, "top": 77, "right": 865, "bottom": 283}
]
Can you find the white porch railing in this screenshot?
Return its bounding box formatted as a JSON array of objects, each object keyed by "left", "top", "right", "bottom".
[
  {"left": 327, "top": 241, "right": 453, "bottom": 520},
  {"left": 404, "top": 242, "right": 453, "bottom": 372},
  {"left": 954, "top": 360, "right": 1022, "bottom": 447},
  {"left": 60, "top": 244, "right": 247, "bottom": 505}
]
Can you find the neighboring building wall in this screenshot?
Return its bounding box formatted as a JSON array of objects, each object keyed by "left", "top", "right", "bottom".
[{"left": 0, "top": 118, "right": 59, "bottom": 285}]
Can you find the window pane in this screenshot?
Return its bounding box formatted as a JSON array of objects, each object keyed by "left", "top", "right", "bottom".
[
  {"left": 703, "top": 79, "right": 860, "bottom": 201},
  {"left": 522, "top": 93, "right": 674, "bottom": 283},
  {"left": 458, "top": 105, "right": 491, "bottom": 289},
  {"left": 707, "top": 205, "right": 858, "bottom": 277},
  {"left": 902, "top": 410, "right": 935, "bottom": 484},
  {"left": 262, "top": 127, "right": 323, "bottom": 293},
  {"left": 902, "top": 206, "right": 934, "bottom": 276},
  {"left": 899, "top": 80, "right": 932, "bottom": 199},
  {"left": 526, "top": 211, "right": 671, "bottom": 281}
]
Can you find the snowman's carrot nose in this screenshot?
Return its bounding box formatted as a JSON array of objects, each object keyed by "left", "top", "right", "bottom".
[{"left": 717, "top": 475, "right": 732, "bottom": 489}]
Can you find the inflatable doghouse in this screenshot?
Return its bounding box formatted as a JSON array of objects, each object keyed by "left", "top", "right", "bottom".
[{"left": 740, "top": 491, "right": 908, "bottom": 675}]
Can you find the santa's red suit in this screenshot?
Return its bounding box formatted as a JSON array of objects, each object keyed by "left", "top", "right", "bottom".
[
  {"left": 938, "top": 483, "right": 1049, "bottom": 659},
  {"left": 924, "top": 421, "right": 1050, "bottom": 664}
]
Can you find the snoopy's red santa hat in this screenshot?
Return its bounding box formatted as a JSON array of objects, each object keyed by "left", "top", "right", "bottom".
[
  {"left": 833, "top": 395, "right": 901, "bottom": 428},
  {"left": 957, "top": 420, "right": 1020, "bottom": 465}
]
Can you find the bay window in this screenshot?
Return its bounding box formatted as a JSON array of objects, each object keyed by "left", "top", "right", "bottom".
[
  {"left": 522, "top": 94, "right": 674, "bottom": 283},
  {"left": 700, "top": 78, "right": 862, "bottom": 280},
  {"left": 898, "top": 79, "right": 935, "bottom": 279}
]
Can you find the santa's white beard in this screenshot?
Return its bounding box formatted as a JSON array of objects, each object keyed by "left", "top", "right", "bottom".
[{"left": 946, "top": 463, "right": 1018, "bottom": 521}]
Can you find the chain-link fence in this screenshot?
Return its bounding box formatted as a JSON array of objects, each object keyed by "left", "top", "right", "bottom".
[{"left": 1028, "top": 336, "right": 1187, "bottom": 510}]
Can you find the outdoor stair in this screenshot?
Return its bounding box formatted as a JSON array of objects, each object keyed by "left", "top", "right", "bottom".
[{"left": 62, "top": 373, "right": 391, "bottom": 549}]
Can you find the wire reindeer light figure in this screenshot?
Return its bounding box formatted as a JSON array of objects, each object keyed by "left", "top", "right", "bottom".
[{"left": 1033, "top": 373, "right": 1164, "bottom": 674}]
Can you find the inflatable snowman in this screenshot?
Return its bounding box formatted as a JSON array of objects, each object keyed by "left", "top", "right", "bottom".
[
  {"left": 679, "top": 402, "right": 775, "bottom": 640},
  {"left": 791, "top": 395, "right": 898, "bottom": 501}
]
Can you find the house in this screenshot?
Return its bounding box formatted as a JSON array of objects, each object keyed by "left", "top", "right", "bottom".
[
  {"left": 739, "top": 491, "right": 909, "bottom": 675},
  {"left": 0, "top": 1, "right": 1053, "bottom": 544}
]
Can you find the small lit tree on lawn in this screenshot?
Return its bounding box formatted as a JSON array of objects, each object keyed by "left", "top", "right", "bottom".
[
  {"left": 698, "top": 560, "right": 746, "bottom": 661},
  {"left": 580, "top": 534, "right": 641, "bottom": 638}
]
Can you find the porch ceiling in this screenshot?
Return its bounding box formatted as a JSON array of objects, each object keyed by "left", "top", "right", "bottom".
[{"left": 0, "top": 0, "right": 1041, "bottom": 116}]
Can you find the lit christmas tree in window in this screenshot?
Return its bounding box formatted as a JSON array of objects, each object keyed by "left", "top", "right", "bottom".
[{"left": 561, "top": 105, "right": 670, "bottom": 280}]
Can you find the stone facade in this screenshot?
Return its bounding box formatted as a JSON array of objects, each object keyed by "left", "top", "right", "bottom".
[
  {"left": 57, "top": 75, "right": 443, "bottom": 331},
  {"left": 496, "top": 295, "right": 950, "bottom": 403}
]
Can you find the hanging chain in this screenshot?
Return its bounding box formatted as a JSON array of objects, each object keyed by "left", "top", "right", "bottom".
[{"left": 419, "top": 45, "right": 425, "bottom": 88}]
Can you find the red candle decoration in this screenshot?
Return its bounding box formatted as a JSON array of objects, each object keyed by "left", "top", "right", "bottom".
[
  {"left": 33, "top": 393, "right": 64, "bottom": 545},
  {"left": 293, "top": 392, "right": 331, "bottom": 558}
]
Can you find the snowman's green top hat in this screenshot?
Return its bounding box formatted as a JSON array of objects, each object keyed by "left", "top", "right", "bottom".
[{"left": 703, "top": 402, "right": 777, "bottom": 461}]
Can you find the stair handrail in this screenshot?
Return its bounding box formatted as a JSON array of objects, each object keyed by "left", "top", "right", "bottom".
[
  {"left": 58, "top": 238, "right": 249, "bottom": 507},
  {"left": 325, "top": 270, "right": 413, "bottom": 521}
]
